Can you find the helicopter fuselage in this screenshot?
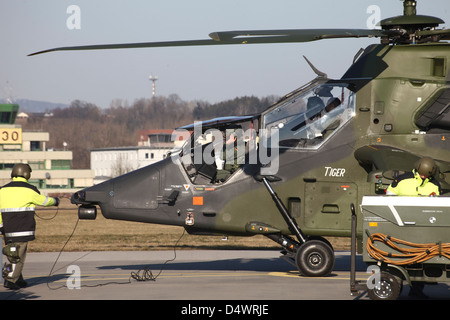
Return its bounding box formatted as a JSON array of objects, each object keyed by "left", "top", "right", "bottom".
[{"left": 72, "top": 42, "right": 450, "bottom": 248}]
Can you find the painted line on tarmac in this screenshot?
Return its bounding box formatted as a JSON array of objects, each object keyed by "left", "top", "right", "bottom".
[
  {"left": 35, "top": 271, "right": 268, "bottom": 284},
  {"left": 268, "top": 271, "right": 368, "bottom": 281},
  {"left": 33, "top": 270, "right": 368, "bottom": 284}
]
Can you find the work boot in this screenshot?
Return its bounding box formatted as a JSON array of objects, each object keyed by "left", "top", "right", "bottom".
[
  {"left": 4, "top": 279, "right": 21, "bottom": 290},
  {"left": 408, "top": 282, "right": 428, "bottom": 299},
  {"left": 16, "top": 274, "right": 27, "bottom": 288}
]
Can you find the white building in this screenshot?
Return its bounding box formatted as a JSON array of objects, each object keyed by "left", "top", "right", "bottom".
[
  {"left": 91, "top": 130, "right": 184, "bottom": 184},
  {"left": 0, "top": 104, "right": 94, "bottom": 195},
  {"left": 91, "top": 146, "right": 172, "bottom": 184}
]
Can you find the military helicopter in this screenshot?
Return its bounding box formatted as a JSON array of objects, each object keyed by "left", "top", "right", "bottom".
[{"left": 31, "top": 0, "right": 450, "bottom": 277}]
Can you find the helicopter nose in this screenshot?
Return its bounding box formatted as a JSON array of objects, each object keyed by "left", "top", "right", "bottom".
[
  {"left": 71, "top": 179, "right": 111, "bottom": 206},
  {"left": 71, "top": 190, "right": 86, "bottom": 204},
  {"left": 70, "top": 190, "right": 98, "bottom": 220}
]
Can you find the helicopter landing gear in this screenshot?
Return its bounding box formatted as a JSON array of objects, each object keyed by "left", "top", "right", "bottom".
[
  {"left": 265, "top": 233, "right": 335, "bottom": 277},
  {"left": 257, "top": 175, "right": 335, "bottom": 277},
  {"left": 295, "top": 239, "right": 335, "bottom": 277}
]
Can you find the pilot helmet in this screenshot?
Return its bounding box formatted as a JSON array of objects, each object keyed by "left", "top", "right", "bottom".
[
  {"left": 415, "top": 157, "right": 437, "bottom": 178},
  {"left": 11, "top": 163, "right": 32, "bottom": 180},
  {"left": 307, "top": 96, "right": 324, "bottom": 110}
]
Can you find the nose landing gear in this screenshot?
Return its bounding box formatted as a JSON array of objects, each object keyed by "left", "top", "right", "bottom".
[{"left": 258, "top": 175, "right": 335, "bottom": 277}]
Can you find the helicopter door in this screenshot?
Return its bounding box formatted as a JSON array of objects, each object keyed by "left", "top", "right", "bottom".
[{"left": 303, "top": 181, "right": 357, "bottom": 232}]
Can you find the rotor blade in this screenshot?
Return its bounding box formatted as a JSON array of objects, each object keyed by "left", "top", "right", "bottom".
[
  {"left": 28, "top": 39, "right": 221, "bottom": 56},
  {"left": 28, "top": 28, "right": 386, "bottom": 56},
  {"left": 208, "top": 28, "right": 385, "bottom": 41},
  {"left": 416, "top": 28, "right": 450, "bottom": 40}
]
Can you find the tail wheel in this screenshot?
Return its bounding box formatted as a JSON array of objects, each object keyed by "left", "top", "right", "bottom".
[
  {"left": 295, "top": 240, "right": 335, "bottom": 277},
  {"left": 367, "top": 272, "right": 402, "bottom": 300}
]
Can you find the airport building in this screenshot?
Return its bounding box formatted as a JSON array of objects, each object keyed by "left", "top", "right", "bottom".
[
  {"left": 0, "top": 104, "right": 94, "bottom": 195},
  {"left": 0, "top": 104, "right": 190, "bottom": 190},
  {"left": 91, "top": 129, "right": 187, "bottom": 184}
]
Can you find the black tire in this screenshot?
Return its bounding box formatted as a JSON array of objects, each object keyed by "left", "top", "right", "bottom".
[
  {"left": 295, "top": 240, "right": 335, "bottom": 277},
  {"left": 367, "top": 272, "right": 401, "bottom": 300}
]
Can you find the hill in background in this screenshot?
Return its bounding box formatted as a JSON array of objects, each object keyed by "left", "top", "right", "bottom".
[{"left": 1, "top": 98, "right": 68, "bottom": 113}]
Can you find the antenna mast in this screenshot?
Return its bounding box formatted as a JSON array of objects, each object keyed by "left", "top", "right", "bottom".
[{"left": 149, "top": 74, "right": 158, "bottom": 97}]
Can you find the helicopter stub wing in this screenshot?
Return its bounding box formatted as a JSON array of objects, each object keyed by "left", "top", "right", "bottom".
[
  {"left": 355, "top": 145, "right": 450, "bottom": 193},
  {"left": 28, "top": 28, "right": 387, "bottom": 56},
  {"left": 354, "top": 145, "right": 421, "bottom": 174}
]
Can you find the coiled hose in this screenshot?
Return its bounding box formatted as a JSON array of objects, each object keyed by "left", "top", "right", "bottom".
[{"left": 366, "top": 232, "right": 450, "bottom": 265}]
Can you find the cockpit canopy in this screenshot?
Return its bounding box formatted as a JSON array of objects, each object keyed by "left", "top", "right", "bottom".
[
  {"left": 173, "top": 80, "right": 356, "bottom": 185},
  {"left": 263, "top": 82, "right": 355, "bottom": 149}
]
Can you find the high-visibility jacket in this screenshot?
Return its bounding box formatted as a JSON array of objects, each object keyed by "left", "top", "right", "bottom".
[
  {"left": 0, "top": 177, "right": 56, "bottom": 243},
  {"left": 386, "top": 169, "right": 442, "bottom": 196}
]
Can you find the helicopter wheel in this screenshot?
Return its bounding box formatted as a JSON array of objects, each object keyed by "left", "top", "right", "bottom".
[
  {"left": 295, "top": 239, "right": 335, "bottom": 277},
  {"left": 367, "top": 272, "right": 401, "bottom": 300}
]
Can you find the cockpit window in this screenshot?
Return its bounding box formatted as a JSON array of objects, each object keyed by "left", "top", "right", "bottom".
[
  {"left": 175, "top": 117, "right": 259, "bottom": 185},
  {"left": 263, "top": 83, "right": 355, "bottom": 149}
]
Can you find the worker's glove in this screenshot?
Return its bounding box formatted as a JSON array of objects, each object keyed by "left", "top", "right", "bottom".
[{"left": 53, "top": 197, "right": 60, "bottom": 206}]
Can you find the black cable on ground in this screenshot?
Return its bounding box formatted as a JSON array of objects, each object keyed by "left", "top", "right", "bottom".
[{"left": 45, "top": 212, "right": 186, "bottom": 289}]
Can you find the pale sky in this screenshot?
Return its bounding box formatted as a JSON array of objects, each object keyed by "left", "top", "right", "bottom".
[{"left": 1, "top": 0, "right": 448, "bottom": 108}]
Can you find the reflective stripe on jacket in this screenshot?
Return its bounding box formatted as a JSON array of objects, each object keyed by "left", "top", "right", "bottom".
[
  {"left": 0, "top": 177, "right": 56, "bottom": 242},
  {"left": 386, "top": 169, "right": 442, "bottom": 196}
]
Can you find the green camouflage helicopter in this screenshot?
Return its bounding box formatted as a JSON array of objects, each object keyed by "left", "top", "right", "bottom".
[{"left": 32, "top": 0, "right": 450, "bottom": 277}]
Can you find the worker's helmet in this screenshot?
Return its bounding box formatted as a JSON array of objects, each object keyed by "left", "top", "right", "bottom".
[
  {"left": 415, "top": 157, "right": 437, "bottom": 178},
  {"left": 11, "top": 163, "right": 32, "bottom": 180}
]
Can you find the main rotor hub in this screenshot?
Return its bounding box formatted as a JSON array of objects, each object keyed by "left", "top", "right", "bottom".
[
  {"left": 380, "top": 0, "right": 444, "bottom": 30},
  {"left": 379, "top": 0, "right": 445, "bottom": 44}
]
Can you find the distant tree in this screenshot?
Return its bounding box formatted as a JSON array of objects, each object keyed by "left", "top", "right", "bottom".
[{"left": 53, "top": 100, "right": 103, "bottom": 122}]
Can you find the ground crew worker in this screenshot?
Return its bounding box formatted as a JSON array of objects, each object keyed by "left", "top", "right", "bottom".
[
  {"left": 386, "top": 157, "right": 442, "bottom": 196},
  {"left": 386, "top": 157, "right": 441, "bottom": 298},
  {"left": 0, "top": 163, "right": 59, "bottom": 290}
]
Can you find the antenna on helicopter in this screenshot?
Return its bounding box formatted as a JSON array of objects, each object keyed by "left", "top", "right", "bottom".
[{"left": 302, "top": 56, "right": 327, "bottom": 79}]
